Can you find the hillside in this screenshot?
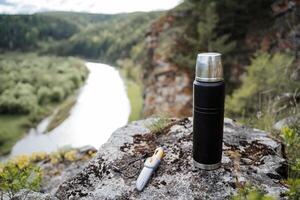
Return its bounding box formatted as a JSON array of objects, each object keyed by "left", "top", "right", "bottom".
[
  {"left": 37, "top": 11, "right": 116, "bottom": 26},
  {"left": 141, "top": 0, "right": 300, "bottom": 128},
  {"left": 46, "top": 11, "right": 162, "bottom": 64},
  {"left": 0, "top": 14, "right": 78, "bottom": 50},
  {"left": 0, "top": 11, "right": 162, "bottom": 65}
]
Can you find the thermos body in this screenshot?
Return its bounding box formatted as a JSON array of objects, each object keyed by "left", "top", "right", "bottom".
[
  {"left": 193, "top": 52, "right": 225, "bottom": 170},
  {"left": 193, "top": 80, "right": 225, "bottom": 169}
]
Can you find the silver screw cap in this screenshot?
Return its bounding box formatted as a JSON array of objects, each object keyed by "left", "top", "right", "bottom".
[{"left": 195, "top": 52, "right": 223, "bottom": 82}]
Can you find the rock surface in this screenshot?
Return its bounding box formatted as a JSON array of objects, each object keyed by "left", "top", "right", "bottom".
[
  {"left": 3, "top": 189, "right": 58, "bottom": 200},
  {"left": 273, "top": 114, "right": 300, "bottom": 131},
  {"left": 143, "top": 14, "right": 193, "bottom": 118},
  {"left": 55, "top": 118, "right": 288, "bottom": 200},
  {"left": 142, "top": 60, "right": 192, "bottom": 118},
  {"left": 41, "top": 146, "right": 97, "bottom": 195}
]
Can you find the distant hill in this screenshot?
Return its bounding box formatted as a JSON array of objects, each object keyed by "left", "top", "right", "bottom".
[
  {"left": 43, "top": 11, "right": 163, "bottom": 64},
  {"left": 37, "top": 11, "right": 115, "bottom": 26},
  {"left": 0, "top": 14, "right": 78, "bottom": 50},
  {"left": 0, "top": 11, "right": 163, "bottom": 64}
]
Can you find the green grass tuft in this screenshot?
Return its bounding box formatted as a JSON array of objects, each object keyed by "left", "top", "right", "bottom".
[{"left": 145, "top": 116, "right": 170, "bottom": 134}]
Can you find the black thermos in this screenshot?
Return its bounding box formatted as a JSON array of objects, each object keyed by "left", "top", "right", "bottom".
[{"left": 193, "top": 53, "right": 225, "bottom": 170}]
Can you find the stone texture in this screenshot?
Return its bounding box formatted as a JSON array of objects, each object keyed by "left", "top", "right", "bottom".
[
  {"left": 41, "top": 146, "right": 97, "bottom": 195},
  {"left": 143, "top": 14, "right": 193, "bottom": 118},
  {"left": 273, "top": 114, "right": 300, "bottom": 131},
  {"left": 1, "top": 147, "right": 97, "bottom": 200},
  {"left": 55, "top": 118, "right": 288, "bottom": 200},
  {"left": 142, "top": 60, "right": 193, "bottom": 118},
  {"left": 3, "top": 189, "right": 58, "bottom": 200}
]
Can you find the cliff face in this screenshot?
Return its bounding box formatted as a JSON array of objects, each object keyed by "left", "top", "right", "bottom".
[
  {"left": 143, "top": 21, "right": 192, "bottom": 117},
  {"left": 142, "top": 62, "right": 193, "bottom": 118},
  {"left": 54, "top": 118, "right": 287, "bottom": 199},
  {"left": 142, "top": 0, "right": 300, "bottom": 118},
  {"left": 143, "top": 14, "right": 193, "bottom": 118},
  {"left": 271, "top": 0, "right": 300, "bottom": 82}
]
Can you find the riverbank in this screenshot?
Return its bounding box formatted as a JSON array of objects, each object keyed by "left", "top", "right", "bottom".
[
  {"left": 0, "top": 53, "right": 89, "bottom": 156},
  {"left": 119, "top": 61, "right": 144, "bottom": 122},
  {"left": 0, "top": 98, "right": 79, "bottom": 156},
  {"left": 10, "top": 62, "right": 130, "bottom": 156},
  {"left": 125, "top": 80, "right": 143, "bottom": 122}
]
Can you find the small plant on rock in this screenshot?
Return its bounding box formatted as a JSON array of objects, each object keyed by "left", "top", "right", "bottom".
[
  {"left": 0, "top": 155, "right": 42, "bottom": 200},
  {"left": 232, "top": 183, "right": 274, "bottom": 200},
  {"left": 145, "top": 116, "right": 170, "bottom": 134},
  {"left": 281, "top": 126, "right": 300, "bottom": 200}
]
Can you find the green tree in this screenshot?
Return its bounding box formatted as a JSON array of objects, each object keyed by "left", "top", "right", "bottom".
[
  {"left": 166, "top": 0, "right": 235, "bottom": 69},
  {"left": 226, "top": 52, "right": 295, "bottom": 117}
]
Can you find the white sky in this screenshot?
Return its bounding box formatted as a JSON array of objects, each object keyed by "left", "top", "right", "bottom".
[{"left": 0, "top": 0, "right": 182, "bottom": 14}]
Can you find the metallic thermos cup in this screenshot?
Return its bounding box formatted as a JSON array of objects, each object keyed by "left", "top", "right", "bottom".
[{"left": 193, "top": 52, "right": 225, "bottom": 170}]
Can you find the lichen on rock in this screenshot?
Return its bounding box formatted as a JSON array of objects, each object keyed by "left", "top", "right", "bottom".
[{"left": 55, "top": 118, "right": 288, "bottom": 200}]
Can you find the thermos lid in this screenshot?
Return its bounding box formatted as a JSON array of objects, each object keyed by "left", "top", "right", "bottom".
[{"left": 195, "top": 52, "right": 223, "bottom": 82}]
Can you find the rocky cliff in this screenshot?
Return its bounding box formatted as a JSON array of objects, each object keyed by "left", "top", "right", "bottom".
[
  {"left": 143, "top": 15, "right": 193, "bottom": 117},
  {"left": 51, "top": 118, "right": 288, "bottom": 199},
  {"left": 142, "top": 0, "right": 300, "bottom": 118}
]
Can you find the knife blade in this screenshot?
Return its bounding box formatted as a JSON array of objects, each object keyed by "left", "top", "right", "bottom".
[{"left": 136, "top": 147, "right": 164, "bottom": 191}]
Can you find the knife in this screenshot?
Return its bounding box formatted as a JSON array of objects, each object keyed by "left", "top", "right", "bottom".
[{"left": 136, "top": 147, "right": 164, "bottom": 191}]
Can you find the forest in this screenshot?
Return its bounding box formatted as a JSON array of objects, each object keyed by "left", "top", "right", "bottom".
[
  {"left": 0, "top": 11, "right": 161, "bottom": 64},
  {"left": 0, "top": 53, "right": 88, "bottom": 155}
]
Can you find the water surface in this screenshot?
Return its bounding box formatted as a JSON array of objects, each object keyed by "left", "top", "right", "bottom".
[{"left": 11, "top": 62, "right": 130, "bottom": 156}]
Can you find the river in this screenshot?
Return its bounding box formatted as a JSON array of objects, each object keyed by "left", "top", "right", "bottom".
[{"left": 10, "top": 62, "right": 130, "bottom": 156}]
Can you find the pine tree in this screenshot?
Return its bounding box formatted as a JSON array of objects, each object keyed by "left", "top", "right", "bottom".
[{"left": 169, "top": 0, "right": 236, "bottom": 69}]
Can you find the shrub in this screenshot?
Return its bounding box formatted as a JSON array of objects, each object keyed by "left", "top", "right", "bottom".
[
  {"left": 0, "top": 155, "right": 42, "bottom": 199},
  {"left": 0, "top": 53, "right": 88, "bottom": 115},
  {"left": 30, "top": 152, "right": 47, "bottom": 162},
  {"left": 226, "top": 52, "right": 295, "bottom": 119},
  {"left": 70, "top": 74, "right": 82, "bottom": 88},
  {"left": 281, "top": 127, "right": 300, "bottom": 164},
  {"left": 37, "top": 86, "right": 52, "bottom": 105},
  {"left": 281, "top": 126, "right": 300, "bottom": 199},
  {"left": 287, "top": 178, "right": 300, "bottom": 200},
  {"left": 50, "top": 86, "right": 65, "bottom": 103},
  {"left": 0, "top": 86, "right": 38, "bottom": 115},
  {"left": 232, "top": 184, "right": 274, "bottom": 200},
  {"left": 64, "top": 150, "right": 78, "bottom": 162},
  {"left": 61, "top": 80, "right": 76, "bottom": 97},
  {"left": 49, "top": 148, "right": 79, "bottom": 164}
]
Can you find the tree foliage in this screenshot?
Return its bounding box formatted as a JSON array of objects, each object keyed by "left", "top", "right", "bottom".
[
  {"left": 46, "top": 12, "right": 161, "bottom": 64},
  {"left": 0, "top": 12, "right": 161, "bottom": 66},
  {"left": 0, "top": 53, "right": 88, "bottom": 114},
  {"left": 158, "top": 0, "right": 235, "bottom": 69},
  {"left": 226, "top": 52, "right": 297, "bottom": 121},
  {"left": 0, "top": 15, "right": 78, "bottom": 50},
  {"left": 281, "top": 126, "right": 300, "bottom": 199},
  {"left": 232, "top": 183, "right": 274, "bottom": 200}
]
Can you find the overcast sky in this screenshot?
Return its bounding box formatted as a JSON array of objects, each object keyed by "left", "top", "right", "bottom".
[{"left": 0, "top": 0, "right": 182, "bottom": 14}]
